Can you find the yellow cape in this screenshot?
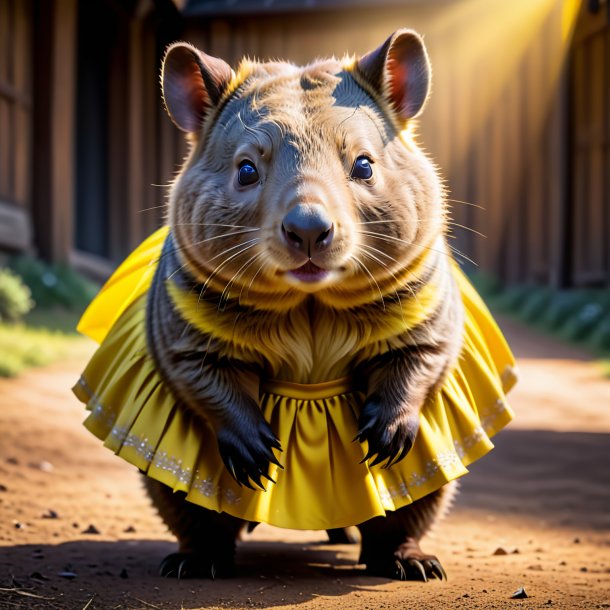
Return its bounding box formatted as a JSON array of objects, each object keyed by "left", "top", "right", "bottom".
[{"left": 73, "top": 227, "right": 516, "bottom": 530}]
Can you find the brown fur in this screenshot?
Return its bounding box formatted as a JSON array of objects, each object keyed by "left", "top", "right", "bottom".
[{"left": 146, "top": 30, "right": 464, "bottom": 580}]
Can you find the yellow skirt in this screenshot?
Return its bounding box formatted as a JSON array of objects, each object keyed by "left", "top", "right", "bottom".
[{"left": 73, "top": 229, "right": 516, "bottom": 530}]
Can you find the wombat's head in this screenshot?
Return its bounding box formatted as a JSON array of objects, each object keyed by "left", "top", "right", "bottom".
[{"left": 162, "top": 30, "right": 444, "bottom": 310}]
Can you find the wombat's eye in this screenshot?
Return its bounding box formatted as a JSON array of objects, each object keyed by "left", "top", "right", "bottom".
[
  {"left": 350, "top": 156, "right": 373, "bottom": 180},
  {"left": 238, "top": 160, "right": 260, "bottom": 186}
]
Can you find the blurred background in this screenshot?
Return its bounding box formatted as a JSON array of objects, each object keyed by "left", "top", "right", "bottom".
[{"left": 0, "top": 0, "right": 609, "bottom": 373}]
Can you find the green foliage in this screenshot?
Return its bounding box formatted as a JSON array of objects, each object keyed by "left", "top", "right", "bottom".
[
  {"left": 0, "top": 268, "right": 34, "bottom": 323},
  {"left": 9, "top": 255, "right": 99, "bottom": 311},
  {"left": 0, "top": 318, "right": 91, "bottom": 377},
  {"left": 0, "top": 257, "right": 99, "bottom": 377},
  {"left": 471, "top": 271, "right": 610, "bottom": 363}
]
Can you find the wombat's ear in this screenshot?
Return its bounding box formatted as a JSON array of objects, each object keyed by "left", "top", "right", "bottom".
[
  {"left": 161, "top": 42, "right": 233, "bottom": 133},
  {"left": 357, "top": 29, "right": 431, "bottom": 122}
]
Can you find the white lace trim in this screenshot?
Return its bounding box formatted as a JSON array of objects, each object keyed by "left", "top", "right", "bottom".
[{"left": 80, "top": 376, "right": 510, "bottom": 510}]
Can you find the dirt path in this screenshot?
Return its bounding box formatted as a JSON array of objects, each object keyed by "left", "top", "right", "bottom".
[{"left": 0, "top": 316, "right": 609, "bottom": 609}]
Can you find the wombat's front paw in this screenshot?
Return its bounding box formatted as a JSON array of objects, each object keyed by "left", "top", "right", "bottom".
[
  {"left": 216, "top": 421, "right": 282, "bottom": 490},
  {"left": 355, "top": 396, "right": 419, "bottom": 468}
]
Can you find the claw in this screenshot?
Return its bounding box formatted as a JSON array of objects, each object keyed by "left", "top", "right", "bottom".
[
  {"left": 370, "top": 452, "right": 392, "bottom": 468},
  {"left": 406, "top": 558, "right": 428, "bottom": 582},
  {"left": 359, "top": 449, "right": 375, "bottom": 465},
  {"left": 382, "top": 435, "right": 415, "bottom": 469},
  {"left": 393, "top": 559, "right": 407, "bottom": 581},
  {"left": 238, "top": 474, "right": 256, "bottom": 490},
  {"left": 248, "top": 471, "right": 265, "bottom": 491},
  {"left": 430, "top": 559, "right": 447, "bottom": 581},
  {"left": 259, "top": 469, "right": 276, "bottom": 485},
  {"left": 159, "top": 557, "right": 176, "bottom": 578},
  {"left": 224, "top": 456, "right": 238, "bottom": 481},
  {"left": 177, "top": 559, "right": 188, "bottom": 580}
]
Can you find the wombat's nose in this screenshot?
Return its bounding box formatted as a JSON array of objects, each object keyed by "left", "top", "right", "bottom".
[{"left": 282, "top": 204, "right": 334, "bottom": 255}]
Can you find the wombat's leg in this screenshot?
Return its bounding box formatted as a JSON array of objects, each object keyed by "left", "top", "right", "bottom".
[
  {"left": 144, "top": 477, "right": 245, "bottom": 579},
  {"left": 358, "top": 482, "right": 456, "bottom": 581}
]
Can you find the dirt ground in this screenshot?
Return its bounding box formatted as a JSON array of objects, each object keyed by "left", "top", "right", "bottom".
[{"left": 0, "top": 315, "right": 609, "bottom": 610}]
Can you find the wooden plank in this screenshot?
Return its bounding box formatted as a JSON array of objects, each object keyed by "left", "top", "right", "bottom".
[
  {"left": 13, "top": 0, "right": 31, "bottom": 209},
  {"left": 0, "top": 199, "right": 32, "bottom": 250},
  {"left": 127, "top": 17, "right": 144, "bottom": 250},
  {"left": 107, "top": 12, "right": 129, "bottom": 262},
  {"left": 606, "top": 28, "right": 610, "bottom": 284},
  {"left": 50, "top": 0, "right": 77, "bottom": 262},
  {"left": 0, "top": 99, "right": 9, "bottom": 201},
  {"left": 0, "top": 0, "right": 11, "bottom": 85}
]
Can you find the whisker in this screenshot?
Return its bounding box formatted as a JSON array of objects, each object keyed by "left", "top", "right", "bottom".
[
  {"left": 243, "top": 257, "right": 269, "bottom": 302},
  {"left": 166, "top": 259, "right": 191, "bottom": 282},
  {"left": 447, "top": 198, "right": 486, "bottom": 211},
  {"left": 359, "top": 242, "right": 401, "bottom": 265},
  {"left": 446, "top": 243, "right": 479, "bottom": 267},
  {"left": 173, "top": 223, "right": 260, "bottom": 230},
  {"left": 219, "top": 251, "right": 265, "bottom": 309},
  {"left": 197, "top": 242, "right": 260, "bottom": 306},
  {"left": 138, "top": 204, "right": 168, "bottom": 214},
  {"left": 358, "top": 247, "right": 408, "bottom": 321},
  {"left": 351, "top": 253, "right": 385, "bottom": 311},
  {"left": 447, "top": 222, "right": 486, "bottom": 238},
  {"left": 358, "top": 229, "right": 479, "bottom": 268},
  {"left": 358, "top": 230, "right": 449, "bottom": 258},
  {"left": 207, "top": 238, "right": 261, "bottom": 263}
]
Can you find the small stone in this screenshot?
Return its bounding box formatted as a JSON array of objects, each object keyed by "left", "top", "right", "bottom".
[
  {"left": 493, "top": 547, "right": 509, "bottom": 556},
  {"left": 559, "top": 561, "right": 567, "bottom": 566},
  {"left": 81, "top": 524, "right": 100, "bottom": 535},
  {"left": 42, "top": 509, "right": 59, "bottom": 519},
  {"left": 511, "top": 586, "right": 528, "bottom": 599},
  {"left": 482, "top": 589, "right": 488, "bottom": 593},
  {"left": 58, "top": 571, "right": 77, "bottom": 579},
  {"left": 462, "top": 593, "right": 470, "bottom": 598},
  {"left": 120, "top": 568, "right": 128, "bottom": 579},
  {"left": 6, "top": 457, "right": 19, "bottom": 465},
  {"left": 511, "top": 548, "right": 520, "bottom": 554},
  {"left": 0, "top": 484, "right": 7, "bottom": 492},
  {"left": 580, "top": 566, "right": 588, "bottom": 572},
  {"left": 13, "top": 521, "right": 23, "bottom": 529},
  {"left": 72, "top": 522, "right": 79, "bottom": 529},
  {"left": 573, "top": 537, "right": 580, "bottom": 544},
  {"left": 528, "top": 564, "right": 543, "bottom": 571},
  {"left": 30, "top": 461, "right": 54, "bottom": 472},
  {"left": 30, "top": 571, "right": 49, "bottom": 581},
  {"left": 123, "top": 525, "right": 136, "bottom": 533}
]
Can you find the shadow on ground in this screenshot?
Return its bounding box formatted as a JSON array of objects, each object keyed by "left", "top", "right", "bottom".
[
  {"left": 456, "top": 429, "right": 610, "bottom": 531},
  {"left": 1, "top": 537, "right": 388, "bottom": 610}
]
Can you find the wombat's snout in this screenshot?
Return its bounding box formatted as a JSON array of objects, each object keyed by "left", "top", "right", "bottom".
[{"left": 281, "top": 204, "right": 334, "bottom": 257}]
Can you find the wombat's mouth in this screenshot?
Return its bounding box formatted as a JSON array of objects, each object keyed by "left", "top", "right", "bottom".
[{"left": 288, "top": 260, "right": 330, "bottom": 283}]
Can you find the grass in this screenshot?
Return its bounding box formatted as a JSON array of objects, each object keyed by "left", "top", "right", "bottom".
[
  {"left": 470, "top": 271, "right": 610, "bottom": 374},
  {"left": 0, "top": 308, "right": 93, "bottom": 378}
]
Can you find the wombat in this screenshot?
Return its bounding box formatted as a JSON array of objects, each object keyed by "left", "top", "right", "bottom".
[{"left": 74, "top": 28, "right": 516, "bottom": 582}]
